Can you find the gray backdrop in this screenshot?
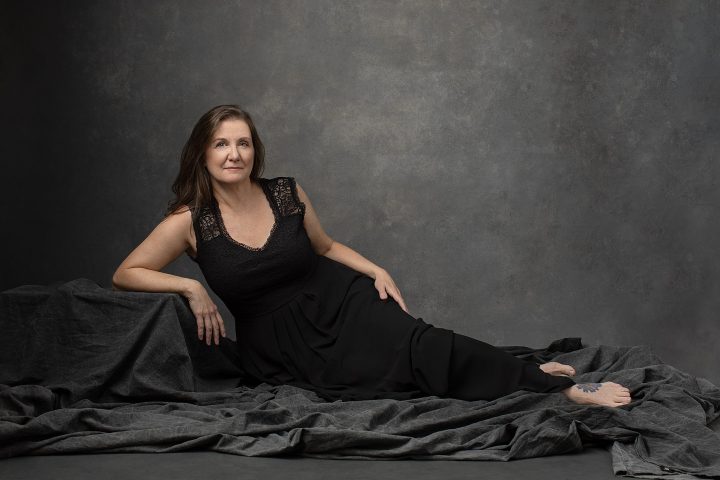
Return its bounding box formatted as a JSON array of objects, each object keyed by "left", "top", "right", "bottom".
[{"left": 2, "top": 1, "right": 718, "bottom": 385}]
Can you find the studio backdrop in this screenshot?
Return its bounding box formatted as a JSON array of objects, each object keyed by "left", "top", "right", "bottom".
[{"left": 2, "top": 0, "right": 718, "bottom": 385}]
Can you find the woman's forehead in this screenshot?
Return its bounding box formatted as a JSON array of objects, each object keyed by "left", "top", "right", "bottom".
[{"left": 213, "top": 119, "right": 250, "bottom": 138}]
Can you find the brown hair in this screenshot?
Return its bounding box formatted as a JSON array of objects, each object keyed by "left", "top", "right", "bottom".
[{"left": 164, "top": 105, "right": 266, "bottom": 218}]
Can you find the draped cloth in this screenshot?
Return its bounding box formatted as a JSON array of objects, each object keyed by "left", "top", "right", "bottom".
[{"left": 1, "top": 278, "right": 719, "bottom": 479}]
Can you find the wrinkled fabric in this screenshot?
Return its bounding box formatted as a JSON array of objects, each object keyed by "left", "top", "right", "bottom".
[{"left": 1, "top": 278, "right": 719, "bottom": 480}]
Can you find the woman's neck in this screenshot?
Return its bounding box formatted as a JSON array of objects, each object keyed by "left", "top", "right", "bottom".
[{"left": 212, "top": 178, "right": 260, "bottom": 213}]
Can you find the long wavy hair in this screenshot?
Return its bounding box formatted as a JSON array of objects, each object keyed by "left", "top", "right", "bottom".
[{"left": 164, "top": 105, "right": 266, "bottom": 218}]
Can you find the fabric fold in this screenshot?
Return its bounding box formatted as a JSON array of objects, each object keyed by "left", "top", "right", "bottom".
[{"left": 3, "top": 279, "right": 720, "bottom": 479}]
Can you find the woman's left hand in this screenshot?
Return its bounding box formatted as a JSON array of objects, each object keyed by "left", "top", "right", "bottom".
[{"left": 372, "top": 268, "right": 409, "bottom": 314}]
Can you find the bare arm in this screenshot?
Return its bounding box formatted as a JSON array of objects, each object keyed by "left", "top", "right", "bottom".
[
  {"left": 112, "top": 207, "right": 226, "bottom": 345},
  {"left": 322, "top": 241, "right": 383, "bottom": 279},
  {"left": 294, "top": 182, "right": 380, "bottom": 276},
  {"left": 112, "top": 207, "right": 199, "bottom": 295},
  {"left": 295, "top": 181, "right": 409, "bottom": 313}
]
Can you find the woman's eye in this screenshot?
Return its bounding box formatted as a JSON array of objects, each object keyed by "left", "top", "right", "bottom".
[{"left": 215, "top": 141, "right": 250, "bottom": 148}]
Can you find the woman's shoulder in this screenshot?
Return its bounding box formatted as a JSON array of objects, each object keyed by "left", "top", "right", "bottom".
[
  {"left": 263, "top": 175, "right": 300, "bottom": 191},
  {"left": 262, "top": 175, "right": 296, "bottom": 184},
  {"left": 164, "top": 205, "right": 198, "bottom": 250},
  {"left": 263, "top": 176, "right": 305, "bottom": 216},
  {"left": 169, "top": 204, "right": 192, "bottom": 214},
  {"left": 168, "top": 200, "right": 214, "bottom": 218},
  {"left": 163, "top": 205, "right": 194, "bottom": 229},
  {"left": 263, "top": 176, "right": 301, "bottom": 197}
]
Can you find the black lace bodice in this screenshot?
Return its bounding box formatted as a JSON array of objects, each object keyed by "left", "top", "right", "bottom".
[{"left": 188, "top": 176, "right": 318, "bottom": 319}]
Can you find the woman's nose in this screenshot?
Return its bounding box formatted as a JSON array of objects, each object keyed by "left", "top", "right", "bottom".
[{"left": 228, "top": 147, "right": 240, "bottom": 160}]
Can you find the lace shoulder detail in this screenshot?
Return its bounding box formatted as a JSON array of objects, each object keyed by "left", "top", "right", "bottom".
[
  {"left": 191, "top": 204, "right": 221, "bottom": 242},
  {"left": 268, "top": 177, "right": 306, "bottom": 217}
]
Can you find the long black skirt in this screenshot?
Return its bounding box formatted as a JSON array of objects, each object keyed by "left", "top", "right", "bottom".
[{"left": 230, "top": 255, "right": 575, "bottom": 401}]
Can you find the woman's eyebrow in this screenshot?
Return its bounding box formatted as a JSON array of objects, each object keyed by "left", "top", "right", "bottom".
[{"left": 212, "top": 136, "right": 252, "bottom": 142}]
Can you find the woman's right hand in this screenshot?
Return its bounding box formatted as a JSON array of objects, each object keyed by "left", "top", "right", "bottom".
[{"left": 185, "top": 281, "right": 227, "bottom": 345}]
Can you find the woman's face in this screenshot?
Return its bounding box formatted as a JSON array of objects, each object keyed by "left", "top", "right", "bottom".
[{"left": 204, "top": 118, "right": 255, "bottom": 185}]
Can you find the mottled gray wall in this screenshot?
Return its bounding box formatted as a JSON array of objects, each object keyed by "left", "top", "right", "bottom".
[{"left": 2, "top": 1, "right": 719, "bottom": 384}]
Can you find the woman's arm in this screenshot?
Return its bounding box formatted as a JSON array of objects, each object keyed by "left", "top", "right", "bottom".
[
  {"left": 294, "top": 182, "right": 381, "bottom": 277},
  {"left": 295, "top": 181, "right": 409, "bottom": 313},
  {"left": 112, "top": 207, "right": 226, "bottom": 345},
  {"left": 112, "top": 207, "right": 198, "bottom": 294},
  {"left": 321, "top": 240, "right": 382, "bottom": 279}
]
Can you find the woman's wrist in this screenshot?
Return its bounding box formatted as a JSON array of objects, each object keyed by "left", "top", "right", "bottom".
[
  {"left": 369, "top": 266, "right": 386, "bottom": 280},
  {"left": 182, "top": 279, "right": 202, "bottom": 298}
]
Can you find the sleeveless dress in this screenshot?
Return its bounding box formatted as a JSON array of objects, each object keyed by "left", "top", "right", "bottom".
[{"left": 188, "top": 176, "right": 576, "bottom": 402}]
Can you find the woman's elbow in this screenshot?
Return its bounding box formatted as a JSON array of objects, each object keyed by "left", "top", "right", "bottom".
[
  {"left": 320, "top": 238, "right": 334, "bottom": 256},
  {"left": 111, "top": 268, "right": 127, "bottom": 290},
  {"left": 311, "top": 237, "right": 333, "bottom": 256}
]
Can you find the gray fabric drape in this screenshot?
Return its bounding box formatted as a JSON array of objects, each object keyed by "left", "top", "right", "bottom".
[{"left": 1, "top": 279, "right": 718, "bottom": 479}]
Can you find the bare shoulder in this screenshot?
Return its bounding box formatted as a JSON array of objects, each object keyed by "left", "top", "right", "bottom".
[
  {"left": 168, "top": 205, "right": 196, "bottom": 244},
  {"left": 293, "top": 180, "right": 312, "bottom": 212},
  {"left": 294, "top": 180, "right": 309, "bottom": 201},
  {"left": 163, "top": 205, "right": 196, "bottom": 252},
  {"left": 164, "top": 205, "right": 193, "bottom": 228},
  {"left": 115, "top": 204, "right": 197, "bottom": 273},
  {"left": 290, "top": 179, "right": 334, "bottom": 254}
]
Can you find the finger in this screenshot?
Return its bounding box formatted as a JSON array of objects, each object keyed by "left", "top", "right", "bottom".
[
  {"left": 210, "top": 313, "right": 220, "bottom": 345},
  {"left": 197, "top": 316, "right": 204, "bottom": 340},
  {"left": 203, "top": 313, "right": 213, "bottom": 346},
  {"left": 206, "top": 307, "right": 220, "bottom": 345},
  {"left": 389, "top": 287, "right": 406, "bottom": 309},
  {"left": 394, "top": 292, "right": 408, "bottom": 313},
  {"left": 217, "top": 312, "right": 227, "bottom": 338},
  {"left": 398, "top": 295, "right": 407, "bottom": 312},
  {"left": 213, "top": 312, "right": 222, "bottom": 344},
  {"left": 378, "top": 286, "right": 388, "bottom": 299},
  {"left": 401, "top": 300, "right": 409, "bottom": 313}
]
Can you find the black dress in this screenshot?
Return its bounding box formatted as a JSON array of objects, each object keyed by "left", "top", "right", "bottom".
[{"left": 188, "top": 176, "right": 576, "bottom": 402}]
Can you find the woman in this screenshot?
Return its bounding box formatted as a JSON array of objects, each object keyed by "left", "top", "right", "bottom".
[{"left": 113, "top": 104, "right": 632, "bottom": 407}]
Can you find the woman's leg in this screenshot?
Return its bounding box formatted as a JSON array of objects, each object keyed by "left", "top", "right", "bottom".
[
  {"left": 443, "top": 332, "right": 632, "bottom": 406},
  {"left": 444, "top": 332, "right": 576, "bottom": 401}
]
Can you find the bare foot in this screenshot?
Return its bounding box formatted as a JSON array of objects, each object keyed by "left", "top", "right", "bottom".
[
  {"left": 539, "top": 361, "right": 576, "bottom": 377},
  {"left": 563, "top": 382, "right": 632, "bottom": 407}
]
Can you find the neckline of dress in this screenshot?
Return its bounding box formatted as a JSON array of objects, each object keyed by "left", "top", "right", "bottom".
[{"left": 211, "top": 178, "right": 279, "bottom": 252}]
